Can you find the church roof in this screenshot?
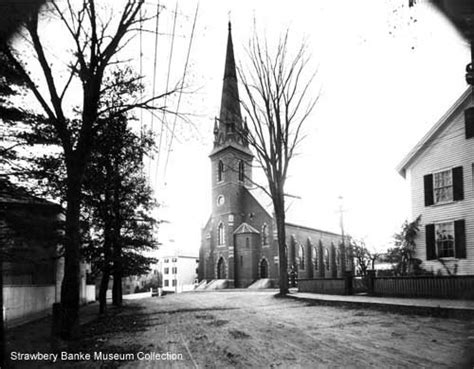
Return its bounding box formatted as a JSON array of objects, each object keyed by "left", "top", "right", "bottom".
[
  {"left": 233, "top": 222, "right": 260, "bottom": 235},
  {"left": 246, "top": 186, "right": 341, "bottom": 235},
  {"left": 246, "top": 186, "right": 273, "bottom": 217}
]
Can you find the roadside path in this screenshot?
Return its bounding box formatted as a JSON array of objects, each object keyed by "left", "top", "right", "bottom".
[{"left": 289, "top": 291, "right": 474, "bottom": 314}]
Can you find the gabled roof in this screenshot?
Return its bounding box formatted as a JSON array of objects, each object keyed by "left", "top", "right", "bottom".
[
  {"left": 397, "top": 88, "right": 472, "bottom": 178},
  {"left": 233, "top": 222, "right": 260, "bottom": 235},
  {"left": 0, "top": 179, "right": 60, "bottom": 208}
]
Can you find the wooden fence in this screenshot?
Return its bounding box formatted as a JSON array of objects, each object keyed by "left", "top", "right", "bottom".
[
  {"left": 298, "top": 278, "right": 349, "bottom": 295},
  {"left": 373, "top": 275, "right": 474, "bottom": 299}
]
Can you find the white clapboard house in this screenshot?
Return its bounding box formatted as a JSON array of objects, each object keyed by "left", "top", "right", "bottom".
[{"left": 397, "top": 88, "right": 474, "bottom": 275}]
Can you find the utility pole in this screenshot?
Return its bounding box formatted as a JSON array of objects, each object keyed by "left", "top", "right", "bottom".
[{"left": 338, "top": 196, "right": 346, "bottom": 244}]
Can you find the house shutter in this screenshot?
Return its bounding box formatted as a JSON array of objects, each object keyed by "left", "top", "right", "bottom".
[
  {"left": 423, "top": 174, "right": 434, "bottom": 206},
  {"left": 452, "top": 166, "right": 464, "bottom": 201},
  {"left": 425, "top": 224, "right": 436, "bottom": 260},
  {"left": 465, "top": 107, "right": 474, "bottom": 139},
  {"left": 454, "top": 220, "right": 466, "bottom": 259}
]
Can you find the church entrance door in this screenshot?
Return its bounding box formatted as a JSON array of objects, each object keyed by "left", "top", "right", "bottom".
[
  {"left": 217, "top": 257, "right": 226, "bottom": 279},
  {"left": 260, "top": 259, "right": 269, "bottom": 278}
]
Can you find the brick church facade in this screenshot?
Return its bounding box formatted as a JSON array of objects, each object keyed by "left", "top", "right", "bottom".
[{"left": 198, "top": 23, "right": 353, "bottom": 288}]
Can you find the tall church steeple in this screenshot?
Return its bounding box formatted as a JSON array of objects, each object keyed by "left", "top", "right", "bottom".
[{"left": 212, "top": 22, "right": 249, "bottom": 151}]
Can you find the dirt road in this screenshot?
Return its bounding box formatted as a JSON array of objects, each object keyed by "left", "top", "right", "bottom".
[
  {"left": 110, "top": 291, "right": 472, "bottom": 368},
  {"left": 6, "top": 290, "right": 473, "bottom": 368}
]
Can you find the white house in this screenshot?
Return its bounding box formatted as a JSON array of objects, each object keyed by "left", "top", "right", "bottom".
[
  {"left": 159, "top": 255, "right": 198, "bottom": 293},
  {"left": 397, "top": 88, "right": 474, "bottom": 275},
  {"left": 1, "top": 180, "right": 94, "bottom": 327}
]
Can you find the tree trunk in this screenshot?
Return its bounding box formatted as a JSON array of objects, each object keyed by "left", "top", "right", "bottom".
[
  {"left": 98, "top": 270, "right": 109, "bottom": 314},
  {"left": 273, "top": 190, "right": 288, "bottom": 295},
  {"left": 111, "top": 169, "right": 122, "bottom": 307},
  {"left": 112, "top": 269, "right": 122, "bottom": 306},
  {"left": 112, "top": 239, "right": 123, "bottom": 306},
  {"left": 99, "top": 233, "right": 111, "bottom": 315},
  {"left": 59, "top": 174, "right": 82, "bottom": 339},
  {"left": 0, "top": 240, "right": 5, "bottom": 368}
]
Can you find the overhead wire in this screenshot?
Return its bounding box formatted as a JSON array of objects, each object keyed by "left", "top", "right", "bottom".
[
  {"left": 154, "top": 0, "right": 178, "bottom": 186},
  {"left": 162, "top": 2, "right": 199, "bottom": 180},
  {"left": 148, "top": 0, "right": 161, "bottom": 180},
  {"left": 139, "top": 6, "right": 144, "bottom": 144}
]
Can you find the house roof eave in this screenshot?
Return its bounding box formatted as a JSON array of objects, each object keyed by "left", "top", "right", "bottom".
[{"left": 396, "top": 87, "right": 472, "bottom": 177}]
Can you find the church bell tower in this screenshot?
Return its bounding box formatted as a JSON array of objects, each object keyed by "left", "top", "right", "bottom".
[{"left": 208, "top": 22, "right": 253, "bottom": 281}]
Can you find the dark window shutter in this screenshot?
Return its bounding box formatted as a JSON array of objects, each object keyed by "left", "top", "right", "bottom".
[
  {"left": 454, "top": 220, "right": 466, "bottom": 259},
  {"left": 465, "top": 107, "right": 474, "bottom": 139},
  {"left": 452, "top": 166, "right": 464, "bottom": 201},
  {"left": 424, "top": 174, "right": 434, "bottom": 206},
  {"left": 425, "top": 224, "right": 436, "bottom": 260}
]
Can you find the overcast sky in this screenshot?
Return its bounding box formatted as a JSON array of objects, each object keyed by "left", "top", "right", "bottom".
[
  {"left": 141, "top": 0, "right": 468, "bottom": 256},
  {"left": 19, "top": 0, "right": 469, "bottom": 256}
]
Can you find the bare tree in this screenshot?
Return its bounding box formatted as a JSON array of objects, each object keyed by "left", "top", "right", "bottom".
[
  {"left": 238, "top": 29, "right": 318, "bottom": 295},
  {"left": 0, "top": 0, "right": 177, "bottom": 339}
]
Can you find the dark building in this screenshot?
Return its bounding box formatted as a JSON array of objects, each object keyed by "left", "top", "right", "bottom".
[{"left": 198, "top": 23, "right": 353, "bottom": 288}]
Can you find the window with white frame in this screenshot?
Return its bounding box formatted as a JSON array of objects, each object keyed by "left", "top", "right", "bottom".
[
  {"left": 435, "top": 222, "right": 455, "bottom": 258},
  {"left": 433, "top": 169, "right": 453, "bottom": 203},
  {"left": 172, "top": 279, "right": 177, "bottom": 287},
  {"left": 426, "top": 220, "right": 466, "bottom": 260},
  {"left": 164, "top": 280, "right": 169, "bottom": 287},
  {"left": 164, "top": 268, "right": 169, "bottom": 274}
]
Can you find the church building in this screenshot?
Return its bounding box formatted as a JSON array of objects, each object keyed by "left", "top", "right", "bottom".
[{"left": 198, "top": 23, "right": 353, "bottom": 288}]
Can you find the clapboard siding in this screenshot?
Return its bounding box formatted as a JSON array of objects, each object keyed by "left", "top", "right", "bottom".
[{"left": 407, "top": 95, "right": 474, "bottom": 275}]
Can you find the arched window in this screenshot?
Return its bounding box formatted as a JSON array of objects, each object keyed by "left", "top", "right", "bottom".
[
  {"left": 313, "top": 246, "right": 318, "bottom": 270},
  {"left": 245, "top": 237, "right": 250, "bottom": 248},
  {"left": 336, "top": 249, "right": 341, "bottom": 266},
  {"left": 238, "top": 160, "right": 244, "bottom": 181},
  {"left": 324, "top": 248, "right": 330, "bottom": 271},
  {"left": 217, "top": 222, "right": 225, "bottom": 245},
  {"left": 346, "top": 249, "right": 352, "bottom": 270},
  {"left": 218, "top": 160, "right": 224, "bottom": 182},
  {"left": 262, "top": 223, "right": 269, "bottom": 245},
  {"left": 299, "top": 244, "right": 304, "bottom": 269}
]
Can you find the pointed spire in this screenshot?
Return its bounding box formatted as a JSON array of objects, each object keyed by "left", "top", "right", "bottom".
[
  {"left": 223, "top": 21, "right": 236, "bottom": 81},
  {"left": 219, "top": 21, "right": 242, "bottom": 135},
  {"left": 210, "top": 21, "right": 252, "bottom": 158}
]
